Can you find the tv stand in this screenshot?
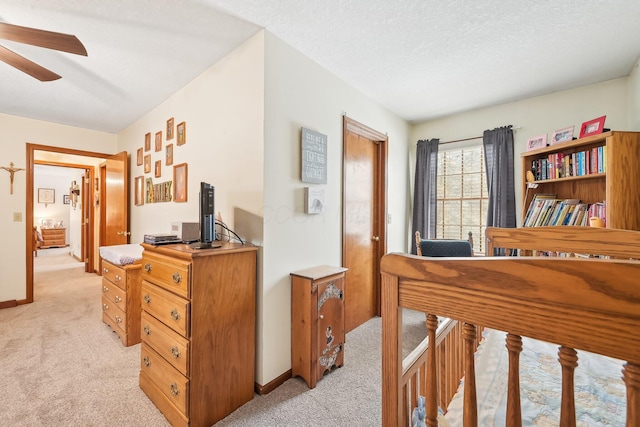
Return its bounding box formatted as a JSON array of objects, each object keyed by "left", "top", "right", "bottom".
[{"left": 189, "top": 241, "right": 222, "bottom": 250}]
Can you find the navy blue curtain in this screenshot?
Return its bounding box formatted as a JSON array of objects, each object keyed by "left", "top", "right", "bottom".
[
  {"left": 484, "top": 126, "right": 516, "bottom": 254},
  {"left": 411, "top": 139, "right": 439, "bottom": 254}
]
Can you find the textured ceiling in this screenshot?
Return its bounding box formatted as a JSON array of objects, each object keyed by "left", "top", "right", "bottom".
[{"left": 2, "top": 0, "right": 640, "bottom": 133}]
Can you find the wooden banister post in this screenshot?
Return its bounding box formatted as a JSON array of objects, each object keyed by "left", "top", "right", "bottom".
[
  {"left": 426, "top": 314, "right": 439, "bottom": 427},
  {"left": 505, "top": 333, "right": 523, "bottom": 427},
  {"left": 558, "top": 346, "right": 578, "bottom": 427},
  {"left": 462, "top": 323, "right": 478, "bottom": 427},
  {"left": 623, "top": 362, "right": 640, "bottom": 427}
]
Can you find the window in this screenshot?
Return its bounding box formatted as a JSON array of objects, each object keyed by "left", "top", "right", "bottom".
[{"left": 436, "top": 146, "right": 488, "bottom": 253}]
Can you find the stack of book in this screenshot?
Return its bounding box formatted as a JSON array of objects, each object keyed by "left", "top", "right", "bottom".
[{"left": 523, "top": 194, "right": 604, "bottom": 227}]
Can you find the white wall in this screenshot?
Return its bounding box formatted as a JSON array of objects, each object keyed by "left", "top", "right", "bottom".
[
  {"left": 0, "top": 113, "right": 116, "bottom": 302},
  {"left": 410, "top": 78, "right": 630, "bottom": 223},
  {"left": 260, "top": 32, "right": 410, "bottom": 384},
  {"left": 628, "top": 57, "right": 640, "bottom": 130},
  {"left": 119, "top": 33, "right": 264, "bottom": 245}
]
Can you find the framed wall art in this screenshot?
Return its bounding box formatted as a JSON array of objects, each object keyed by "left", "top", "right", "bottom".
[
  {"left": 38, "top": 188, "right": 55, "bottom": 204},
  {"left": 154, "top": 160, "right": 161, "bottom": 178},
  {"left": 301, "top": 127, "right": 328, "bottom": 184},
  {"left": 173, "top": 162, "right": 188, "bottom": 202},
  {"left": 144, "top": 154, "right": 151, "bottom": 173},
  {"left": 550, "top": 126, "right": 574, "bottom": 145},
  {"left": 166, "top": 117, "right": 174, "bottom": 140},
  {"left": 579, "top": 115, "right": 606, "bottom": 138},
  {"left": 176, "top": 121, "right": 186, "bottom": 146},
  {"left": 137, "top": 147, "right": 143, "bottom": 166},
  {"left": 63, "top": 194, "right": 70, "bottom": 204},
  {"left": 526, "top": 134, "right": 547, "bottom": 151},
  {"left": 145, "top": 132, "right": 151, "bottom": 152},
  {"left": 135, "top": 176, "right": 144, "bottom": 206},
  {"left": 166, "top": 143, "right": 173, "bottom": 166},
  {"left": 155, "top": 131, "right": 162, "bottom": 152}
]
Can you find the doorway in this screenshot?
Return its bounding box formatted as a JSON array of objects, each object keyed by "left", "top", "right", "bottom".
[
  {"left": 25, "top": 144, "right": 113, "bottom": 304},
  {"left": 342, "top": 116, "right": 387, "bottom": 332}
]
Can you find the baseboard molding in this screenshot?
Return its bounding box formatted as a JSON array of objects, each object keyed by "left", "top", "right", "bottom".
[
  {"left": 0, "top": 299, "right": 17, "bottom": 309},
  {"left": 73, "top": 254, "right": 82, "bottom": 262},
  {"left": 254, "top": 369, "right": 292, "bottom": 396}
]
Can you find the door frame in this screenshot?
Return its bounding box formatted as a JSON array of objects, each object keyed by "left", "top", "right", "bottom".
[
  {"left": 25, "top": 143, "right": 110, "bottom": 304},
  {"left": 341, "top": 116, "right": 388, "bottom": 318}
]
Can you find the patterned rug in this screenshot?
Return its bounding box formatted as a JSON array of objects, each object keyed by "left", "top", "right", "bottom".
[{"left": 444, "top": 329, "right": 626, "bottom": 426}]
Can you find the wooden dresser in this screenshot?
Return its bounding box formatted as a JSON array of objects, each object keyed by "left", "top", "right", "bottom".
[
  {"left": 101, "top": 259, "right": 142, "bottom": 347},
  {"left": 139, "top": 242, "right": 258, "bottom": 427},
  {"left": 291, "top": 265, "right": 347, "bottom": 388},
  {"left": 40, "top": 227, "right": 66, "bottom": 248}
]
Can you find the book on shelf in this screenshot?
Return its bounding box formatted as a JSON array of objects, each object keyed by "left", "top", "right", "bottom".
[
  {"left": 523, "top": 194, "right": 556, "bottom": 227},
  {"left": 529, "top": 145, "right": 607, "bottom": 182},
  {"left": 523, "top": 196, "right": 593, "bottom": 227}
]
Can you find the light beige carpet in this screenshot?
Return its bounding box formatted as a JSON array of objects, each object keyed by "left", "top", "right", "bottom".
[
  {"left": 1, "top": 261, "right": 427, "bottom": 426},
  {"left": 0, "top": 265, "right": 170, "bottom": 426}
]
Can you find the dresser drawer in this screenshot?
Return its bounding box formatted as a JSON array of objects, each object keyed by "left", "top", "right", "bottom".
[
  {"left": 102, "top": 295, "right": 127, "bottom": 332},
  {"left": 102, "top": 311, "right": 125, "bottom": 343},
  {"left": 140, "top": 342, "right": 189, "bottom": 416},
  {"left": 142, "top": 281, "right": 190, "bottom": 337},
  {"left": 101, "top": 261, "right": 127, "bottom": 291},
  {"left": 141, "top": 311, "right": 190, "bottom": 375},
  {"left": 142, "top": 252, "right": 191, "bottom": 298},
  {"left": 102, "top": 278, "right": 127, "bottom": 311}
]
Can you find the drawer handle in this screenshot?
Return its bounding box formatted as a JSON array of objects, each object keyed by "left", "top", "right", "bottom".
[
  {"left": 170, "top": 309, "right": 180, "bottom": 321},
  {"left": 143, "top": 325, "right": 151, "bottom": 336},
  {"left": 114, "top": 275, "right": 121, "bottom": 282},
  {"left": 171, "top": 346, "right": 181, "bottom": 359},
  {"left": 144, "top": 263, "right": 152, "bottom": 273},
  {"left": 143, "top": 356, "right": 150, "bottom": 367},
  {"left": 143, "top": 294, "right": 151, "bottom": 304},
  {"left": 115, "top": 315, "right": 122, "bottom": 323},
  {"left": 103, "top": 286, "right": 109, "bottom": 292},
  {"left": 103, "top": 267, "right": 109, "bottom": 274},
  {"left": 172, "top": 272, "right": 182, "bottom": 284},
  {"left": 103, "top": 303, "right": 108, "bottom": 311},
  {"left": 114, "top": 295, "right": 122, "bottom": 303},
  {"left": 170, "top": 383, "right": 180, "bottom": 396}
]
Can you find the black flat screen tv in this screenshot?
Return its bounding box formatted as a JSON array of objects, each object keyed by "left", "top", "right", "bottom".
[{"left": 190, "top": 182, "right": 221, "bottom": 249}]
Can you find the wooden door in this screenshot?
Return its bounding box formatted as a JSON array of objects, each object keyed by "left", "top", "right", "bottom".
[
  {"left": 342, "top": 117, "right": 387, "bottom": 332},
  {"left": 103, "top": 151, "right": 129, "bottom": 245}
]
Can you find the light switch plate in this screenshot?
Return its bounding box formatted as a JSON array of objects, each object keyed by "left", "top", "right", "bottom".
[{"left": 13, "top": 212, "right": 22, "bottom": 222}]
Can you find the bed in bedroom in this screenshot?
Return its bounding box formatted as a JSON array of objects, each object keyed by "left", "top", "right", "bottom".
[{"left": 381, "top": 226, "right": 640, "bottom": 426}]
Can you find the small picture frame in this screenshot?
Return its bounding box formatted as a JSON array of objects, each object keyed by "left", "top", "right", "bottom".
[
  {"left": 550, "top": 126, "right": 574, "bottom": 145},
  {"left": 176, "top": 121, "right": 186, "bottom": 146},
  {"left": 173, "top": 162, "right": 188, "bottom": 202},
  {"left": 137, "top": 148, "right": 143, "bottom": 166},
  {"left": 166, "top": 117, "right": 174, "bottom": 140},
  {"left": 526, "top": 134, "right": 547, "bottom": 151},
  {"left": 155, "top": 131, "right": 162, "bottom": 152},
  {"left": 38, "top": 188, "right": 55, "bottom": 204},
  {"left": 135, "top": 176, "right": 144, "bottom": 206},
  {"left": 144, "top": 132, "right": 151, "bottom": 152},
  {"left": 154, "top": 160, "right": 161, "bottom": 178},
  {"left": 579, "top": 115, "right": 607, "bottom": 138},
  {"left": 63, "top": 194, "right": 70, "bottom": 205},
  {"left": 166, "top": 143, "right": 174, "bottom": 166},
  {"left": 144, "top": 154, "right": 151, "bottom": 173}
]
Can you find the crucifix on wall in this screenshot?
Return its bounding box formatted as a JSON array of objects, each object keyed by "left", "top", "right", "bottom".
[{"left": 1, "top": 162, "right": 25, "bottom": 195}]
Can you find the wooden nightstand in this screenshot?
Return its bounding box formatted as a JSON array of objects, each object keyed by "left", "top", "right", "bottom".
[{"left": 291, "top": 265, "right": 348, "bottom": 388}]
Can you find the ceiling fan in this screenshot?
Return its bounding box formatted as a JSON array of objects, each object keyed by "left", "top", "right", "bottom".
[{"left": 0, "top": 22, "right": 87, "bottom": 81}]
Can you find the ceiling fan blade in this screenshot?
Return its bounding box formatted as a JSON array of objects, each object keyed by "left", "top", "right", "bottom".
[
  {"left": 0, "top": 45, "right": 60, "bottom": 81},
  {"left": 0, "top": 22, "right": 87, "bottom": 56}
]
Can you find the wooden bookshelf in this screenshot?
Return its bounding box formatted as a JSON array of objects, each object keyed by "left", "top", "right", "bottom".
[{"left": 521, "top": 131, "right": 640, "bottom": 230}]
